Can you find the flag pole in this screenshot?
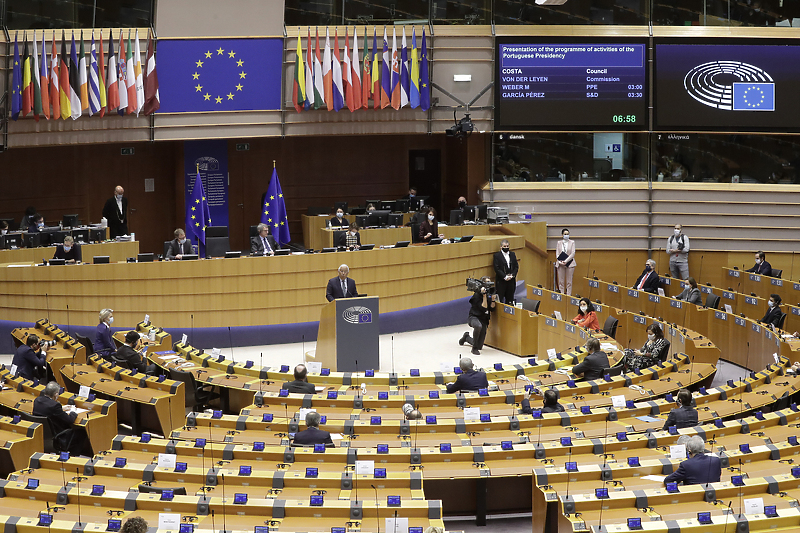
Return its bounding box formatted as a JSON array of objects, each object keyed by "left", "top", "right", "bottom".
[{"left": 273, "top": 160, "right": 276, "bottom": 169}]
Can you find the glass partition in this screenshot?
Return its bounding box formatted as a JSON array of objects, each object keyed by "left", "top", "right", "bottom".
[{"left": 3, "top": 0, "right": 152, "bottom": 28}]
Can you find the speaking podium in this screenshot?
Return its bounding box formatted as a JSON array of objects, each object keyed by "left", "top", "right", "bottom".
[{"left": 314, "top": 296, "right": 380, "bottom": 372}]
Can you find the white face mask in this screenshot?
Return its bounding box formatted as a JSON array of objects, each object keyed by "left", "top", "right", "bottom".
[
  {"left": 0, "top": 229, "right": 6, "bottom": 235},
  {"left": 63, "top": 246, "right": 71, "bottom": 252},
  {"left": 756, "top": 258, "right": 762, "bottom": 264},
  {"left": 428, "top": 214, "right": 435, "bottom": 221},
  {"left": 647, "top": 333, "right": 655, "bottom": 341},
  {"left": 563, "top": 235, "right": 569, "bottom": 241},
  {"left": 37, "top": 222, "right": 44, "bottom": 228},
  {"left": 178, "top": 238, "right": 186, "bottom": 245},
  {"left": 350, "top": 231, "right": 357, "bottom": 237},
  {"left": 337, "top": 212, "right": 343, "bottom": 218},
  {"left": 115, "top": 194, "right": 123, "bottom": 200},
  {"left": 108, "top": 317, "right": 114, "bottom": 325},
  {"left": 579, "top": 305, "right": 588, "bottom": 312},
  {"left": 768, "top": 300, "right": 775, "bottom": 308},
  {"left": 674, "top": 229, "right": 681, "bottom": 235}
]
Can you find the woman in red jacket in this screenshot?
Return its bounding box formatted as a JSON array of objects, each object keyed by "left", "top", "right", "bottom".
[{"left": 572, "top": 297, "right": 600, "bottom": 331}]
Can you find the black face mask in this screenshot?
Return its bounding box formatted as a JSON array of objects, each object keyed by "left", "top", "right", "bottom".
[
  {"left": 502, "top": 248, "right": 509, "bottom": 252},
  {"left": 459, "top": 201, "right": 466, "bottom": 208}
]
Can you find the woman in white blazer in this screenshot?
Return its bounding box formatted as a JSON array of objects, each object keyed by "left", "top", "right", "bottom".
[{"left": 556, "top": 228, "right": 576, "bottom": 295}]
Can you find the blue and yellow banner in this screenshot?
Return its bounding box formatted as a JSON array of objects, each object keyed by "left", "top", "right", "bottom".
[{"left": 157, "top": 38, "right": 282, "bottom": 113}]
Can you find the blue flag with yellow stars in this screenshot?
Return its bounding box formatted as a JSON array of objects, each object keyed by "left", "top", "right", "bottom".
[
  {"left": 261, "top": 168, "right": 291, "bottom": 248},
  {"left": 187, "top": 171, "right": 212, "bottom": 254},
  {"left": 157, "top": 38, "right": 282, "bottom": 113}
]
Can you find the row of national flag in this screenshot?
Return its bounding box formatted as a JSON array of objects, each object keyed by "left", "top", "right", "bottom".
[
  {"left": 11, "top": 29, "right": 159, "bottom": 122},
  {"left": 292, "top": 26, "right": 430, "bottom": 113}
]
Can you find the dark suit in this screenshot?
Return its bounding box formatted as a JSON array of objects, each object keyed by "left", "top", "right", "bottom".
[
  {"left": 761, "top": 306, "right": 782, "bottom": 327},
  {"left": 28, "top": 224, "right": 42, "bottom": 233},
  {"left": 445, "top": 369, "right": 489, "bottom": 394},
  {"left": 326, "top": 276, "right": 357, "bottom": 302},
  {"left": 93, "top": 323, "right": 115, "bottom": 359},
  {"left": 115, "top": 345, "right": 155, "bottom": 375},
  {"left": 53, "top": 244, "right": 82, "bottom": 263},
  {"left": 330, "top": 217, "right": 349, "bottom": 228},
  {"left": 12, "top": 344, "right": 46, "bottom": 380},
  {"left": 166, "top": 239, "right": 193, "bottom": 260},
  {"left": 572, "top": 351, "right": 610, "bottom": 380},
  {"left": 102, "top": 197, "right": 128, "bottom": 238},
  {"left": 633, "top": 270, "right": 661, "bottom": 294},
  {"left": 33, "top": 395, "right": 86, "bottom": 455},
  {"left": 521, "top": 399, "right": 564, "bottom": 414},
  {"left": 664, "top": 453, "right": 721, "bottom": 485},
  {"left": 419, "top": 220, "right": 438, "bottom": 242},
  {"left": 493, "top": 250, "right": 519, "bottom": 304},
  {"left": 293, "top": 426, "right": 333, "bottom": 446},
  {"left": 662, "top": 405, "right": 699, "bottom": 430},
  {"left": 282, "top": 380, "right": 316, "bottom": 394},
  {"left": 746, "top": 260, "right": 772, "bottom": 275},
  {"left": 250, "top": 235, "right": 278, "bottom": 256}
]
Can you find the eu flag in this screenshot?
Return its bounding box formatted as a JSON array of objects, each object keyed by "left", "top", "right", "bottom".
[
  {"left": 11, "top": 34, "right": 21, "bottom": 120},
  {"left": 732, "top": 83, "right": 775, "bottom": 111},
  {"left": 261, "top": 168, "right": 291, "bottom": 248},
  {"left": 157, "top": 38, "right": 282, "bottom": 113},
  {"left": 187, "top": 171, "right": 212, "bottom": 253}
]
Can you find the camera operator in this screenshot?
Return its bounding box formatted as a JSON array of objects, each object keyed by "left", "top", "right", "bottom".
[
  {"left": 458, "top": 276, "right": 497, "bottom": 356},
  {"left": 12, "top": 334, "right": 49, "bottom": 380}
]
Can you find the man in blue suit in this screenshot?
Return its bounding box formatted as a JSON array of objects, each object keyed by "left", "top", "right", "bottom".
[
  {"left": 325, "top": 264, "right": 358, "bottom": 301},
  {"left": 292, "top": 412, "right": 333, "bottom": 446},
  {"left": 445, "top": 357, "right": 489, "bottom": 393},
  {"left": 664, "top": 436, "right": 721, "bottom": 486},
  {"left": 746, "top": 251, "right": 773, "bottom": 276},
  {"left": 12, "top": 334, "right": 48, "bottom": 380}
]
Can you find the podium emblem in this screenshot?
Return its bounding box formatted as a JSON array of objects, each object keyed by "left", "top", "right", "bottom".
[{"left": 343, "top": 306, "right": 372, "bottom": 324}]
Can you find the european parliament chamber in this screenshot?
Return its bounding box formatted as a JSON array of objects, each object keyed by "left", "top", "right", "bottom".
[{"left": 2, "top": 1, "right": 800, "bottom": 533}]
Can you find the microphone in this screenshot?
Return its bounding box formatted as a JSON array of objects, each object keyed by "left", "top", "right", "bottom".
[
  {"left": 75, "top": 467, "right": 82, "bottom": 527},
  {"left": 698, "top": 254, "right": 704, "bottom": 286},
  {"left": 391, "top": 335, "right": 395, "bottom": 376},
  {"left": 227, "top": 326, "right": 235, "bottom": 363},
  {"left": 302, "top": 334, "right": 305, "bottom": 362},
  {"left": 191, "top": 314, "right": 194, "bottom": 347},
  {"left": 45, "top": 293, "right": 51, "bottom": 324},
  {"left": 221, "top": 473, "right": 228, "bottom": 533},
  {"left": 370, "top": 485, "right": 380, "bottom": 533},
  {"left": 625, "top": 258, "right": 629, "bottom": 287},
  {"left": 589, "top": 269, "right": 596, "bottom": 301},
  {"left": 65, "top": 303, "right": 70, "bottom": 339}
]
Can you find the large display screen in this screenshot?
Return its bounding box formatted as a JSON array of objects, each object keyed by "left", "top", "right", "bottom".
[
  {"left": 495, "top": 37, "right": 648, "bottom": 131},
  {"left": 654, "top": 41, "right": 800, "bottom": 131}
]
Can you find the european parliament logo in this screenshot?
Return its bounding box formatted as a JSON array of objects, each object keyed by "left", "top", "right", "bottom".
[
  {"left": 343, "top": 306, "right": 372, "bottom": 324},
  {"left": 732, "top": 83, "right": 775, "bottom": 111}
]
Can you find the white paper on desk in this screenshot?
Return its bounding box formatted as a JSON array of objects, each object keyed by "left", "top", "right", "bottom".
[
  {"left": 159, "top": 355, "right": 181, "bottom": 361},
  {"left": 658, "top": 288, "right": 665, "bottom": 297},
  {"left": 314, "top": 386, "right": 325, "bottom": 393},
  {"left": 642, "top": 474, "right": 666, "bottom": 482},
  {"left": 158, "top": 513, "right": 181, "bottom": 531},
  {"left": 297, "top": 408, "right": 316, "bottom": 422},
  {"left": 463, "top": 407, "right": 481, "bottom": 421},
  {"left": 78, "top": 385, "right": 91, "bottom": 398},
  {"left": 635, "top": 416, "right": 662, "bottom": 423},
  {"left": 157, "top": 453, "right": 177, "bottom": 469},
  {"left": 547, "top": 348, "right": 557, "bottom": 360},
  {"left": 782, "top": 334, "right": 796, "bottom": 339},
  {"left": 330, "top": 433, "right": 344, "bottom": 440},
  {"left": 439, "top": 361, "right": 451, "bottom": 373},
  {"left": 9, "top": 364, "right": 17, "bottom": 376},
  {"left": 724, "top": 304, "right": 733, "bottom": 314},
  {"left": 600, "top": 343, "right": 616, "bottom": 351},
  {"left": 554, "top": 311, "right": 562, "bottom": 321},
  {"left": 774, "top": 353, "right": 780, "bottom": 364},
  {"left": 181, "top": 334, "right": 187, "bottom": 346},
  {"left": 66, "top": 406, "right": 89, "bottom": 414},
  {"left": 670, "top": 444, "right": 687, "bottom": 461},
  {"left": 554, "top": 368, "right": 570, "bottom": 375},
  {"left": 180, "top": 362, "right": 195, "bottom": 368},
  {"left": 306, "top": 362, "right": 322, "bottom": 374},
  {"left": 355, "top": 460, "right": 375, "bottom": 475},
  {"left": 743, "top": 497, "right": 764, "bottom": 515},
  {"left": 211, "top": 347, "right": 221, "bottom": 357},
  {"left": 385, "top": 517, "right": 409, "bottom": 533},
  {"left": 611, "top": 395, "right": 626, "bottom": 408}
]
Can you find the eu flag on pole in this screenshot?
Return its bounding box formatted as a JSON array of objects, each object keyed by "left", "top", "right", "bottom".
[
  {"left": 732, "top": 83, "right": 775, "bottom": 111},
  {"left": 11, "top": 34, "right": 21, "bottom": 121},
  {"left": 261, "top": 167, "right": 291, "bottom": 248},
  {"left": 187, "top": 171, "right": 212, "bottom": 254}
]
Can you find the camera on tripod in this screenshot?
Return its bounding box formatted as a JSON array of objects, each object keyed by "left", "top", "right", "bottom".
[{"left": 466, "top": 277, "right": 496, "bottom": 295}]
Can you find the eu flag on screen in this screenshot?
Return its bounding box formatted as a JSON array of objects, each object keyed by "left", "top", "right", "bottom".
[
  {"left": 187, "top": 171, "right": 212, "bottom": 249},
  {"left": 261, "top": 168, "right": 291, "bottom": 247},
  {"left": 732, "top": 83, "right": 775, "bottom": 111},
  {"left": 157, "top": 38, "right": 282, "bottom": 113}
]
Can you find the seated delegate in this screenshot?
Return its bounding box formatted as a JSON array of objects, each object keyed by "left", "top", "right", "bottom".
[
  {"left": 626, "top": 323, "right": 670, "bottom": 371},
  {"left": 746, "top": 251, "right": 772, "bottom": 276},
  {"left": 572, "top": 297, "right": 600, "bottom": 331},
  {"left": 12, "top": 334, "right": 48, "bottom": 380},
  {"left": 445, "top": 358, "right": 488, "bottom": 393},
  {"left": 521, "top": 388, "right": 564, "bottom": 414},
  {"left": 337, "top": 224, "right": 361, "bottom": 250},
  {"left": 53, "top": 235, "right": 82, "bottom": 263},
  {"left": 632, "top": 259, "right": 661, "bottom": 294},
  {"left": 761, "top": 293, "right": 783, "bottom": 327},
  {"left": 571, "top": 338, "right": 609, "bottom": 380},
  {"left": 282, "top": 364, "right": 316, "bottom": 394},
  {"left": 664, "top": 435, "right": 721, "bottom": 486},
  {"left": 330, "top": 208, "right": 349, "bottom": 228},
  {"left": 674, "top": 277, "right": 702, "bottom": 305},
  {"left": 93, "top": 308, "right": 116, "bottom": 359},
  {"left": 292, "top": 411, "right": 333, "bottom": 446}
]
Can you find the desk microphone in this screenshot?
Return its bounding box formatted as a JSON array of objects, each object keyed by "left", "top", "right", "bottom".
[
  {"left": 45, "top": 293, "right": 51, "bottom": 324},
  {"left": 75, "top": 467, "right": 82, "bottom": 527},
  {"left": 66, "top": 304, "right": 70, "bottom": 340},
  {"left": 302, "top": 334, "right": 305, "bottom": 363},
  {"left": 698, "top": 255, "right": 705, "bottom": 287},
  {"left": 625, "top": 258, "right": 629, "bottom": 287},
  {"left": 220, "top": 473, "right": 228, "bottom": 533},
  {"left": 227, "top": 326, "right": 235, "bottom": 364},
  {"left": 370, "top": 485, "right": 379, "bottom": 533},
  {"left": 190, "top": 314, "right": 194, "bottom": 347}
]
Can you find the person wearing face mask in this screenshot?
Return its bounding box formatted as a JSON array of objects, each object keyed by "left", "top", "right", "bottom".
[
  {"left": 572, "top": 297, "right": 600, "bottom": 331},
  {"left": 366, "top": 203, "right": 376, "bottom": 212},
  {"left": 251, "top": 223, "right": 278, "bottom": 256},
  {"left": 93, "top": 308, "right": 116, "bottom": 360},
  {"left": 662, "top": 389, "right": 698, "bottom": 431},
  {"left": 746, "top": 251, "right": 772, "bottom": 276},
  {"left": 0, "top": 220, "right": 9, "bottom": 235},
  {"left": 102, "top": 185, "right": 128, "bottom": 238},
  {"left": 19, "top": 206, "right": 37, "bottom": 231},
  {"left": 493, "top": 239, "right": 519, "bottom": 304},
  {"left": 572, "top": 338, "right": 609, "bottom": 380},
  {"left": 28, "top": 214, "right": 45, "bottom": 233},
  {"left": 633, "top": 259, "right": 661, "bottom": 294},
  {"left": 12, "top": 334, "right": 49, "bottom": 380},
  {"left": 457, "top": 196, "right": 467, "bottom": 210},
  {"left": 330, "top": 208, "right": 349, "bottom": 228},
  {"left": 761, "top": 294, "right": 783, "bottom": 327},
  {"left": 419, "top": 207, "right": 443, "bottom": 243},
  {"left": 666, "top": 224, "right": 690, "bottom": 280},
  {"left": 115, "top": 331, "right": 157, "bottom": 375},
  {"left": 53, "top": 235, "right": 82, "bottom": 264},
  {"left": 338, "top": 224, "right": 361, "bottom": 250},
  {"left": 166, "top": 228, "right": 193, "bottom": 260},
  {"left": 627, "top": 323, "right": 670, "bottom": 371},
  {"left": 403, "top": 186, "right": 418, "bottom": 200},
  {"left": 674, "top": 277, "right": 702, "bottom": 305},
  {"left": 555, "top": 228, "right": 576, "bottom": 295}
]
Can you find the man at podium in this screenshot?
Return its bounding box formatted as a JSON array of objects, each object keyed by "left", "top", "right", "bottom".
[{"left": 326, "top": 264, "right": 358, "bottom": 301}]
